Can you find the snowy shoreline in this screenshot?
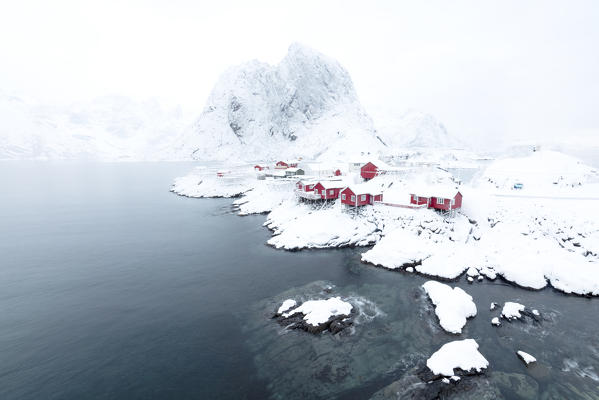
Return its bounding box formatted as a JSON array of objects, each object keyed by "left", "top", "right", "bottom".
[{"left": 171, "top": 151, "right": 599, "bottom": 297}]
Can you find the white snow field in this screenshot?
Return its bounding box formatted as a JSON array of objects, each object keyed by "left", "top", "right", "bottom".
[
  {"left": 517, "top": 351, "right": 537, "bottom": 365},
  {"left": 426, "top": 339, "right": 489, "bottom": 377},
  {"left": 281, "top": 297, "right": 353, "bottom": 326},
  {"left": 501, "top": 302, "right": 526, "bottom": 320},
  {"left": 422, "top": 281, "right": 477, "bottom": 334}
]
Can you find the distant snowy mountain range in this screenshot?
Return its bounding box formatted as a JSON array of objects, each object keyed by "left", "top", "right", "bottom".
[
  {"left": 0, "top": 43, "right": 462, "bottom": 161},
  {"left": 0, "top": 93, "right": 193, "bottom": 161}
]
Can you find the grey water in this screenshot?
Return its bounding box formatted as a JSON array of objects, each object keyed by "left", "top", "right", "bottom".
[{"left": 1, "top": 162, "right": 598, "bottom": 399}]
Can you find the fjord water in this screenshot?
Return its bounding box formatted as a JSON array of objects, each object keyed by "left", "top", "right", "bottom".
[{"left": 1, "top": 162, "right": 598, "bottom": 400}]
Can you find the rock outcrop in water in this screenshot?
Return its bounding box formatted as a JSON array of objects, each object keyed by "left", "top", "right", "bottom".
[{"left": 273, "top": 296, "right": 354, "bottom": 334}]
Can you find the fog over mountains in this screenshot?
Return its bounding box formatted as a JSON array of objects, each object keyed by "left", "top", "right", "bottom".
[{"left": 1, "top": 44, "right": 461, "bottom": 161}]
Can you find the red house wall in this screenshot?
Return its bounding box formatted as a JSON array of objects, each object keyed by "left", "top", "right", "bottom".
[
  {"left": 410, "top": 194, "right": 429, "bottom": 206},
  {"left": 315, "top": 184, "right": 342, "bottom": 200},
  {"left": 452, "top": 192, "right": 463, "bottom": 209},
  {"left": 360, "top": 162, "right": 378, "bottom": 180},
  {"left": 340, "top": 188, "right": 356, "bottom": 205}
]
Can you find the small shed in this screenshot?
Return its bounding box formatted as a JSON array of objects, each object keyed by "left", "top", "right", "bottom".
[
  {"left": 285, "top": 168, "right": 304, "bottom": 177},
  {"left": 254, "top": 164, "right": 267, "bottom": 171}
]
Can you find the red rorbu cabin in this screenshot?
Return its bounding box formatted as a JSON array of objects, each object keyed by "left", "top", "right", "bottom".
[
  {"left": 275, "top": 161, "right": 289, "bottom": 169},
  {"left": 360, "top": 162, "right": 379, "bottom": 180},
  {"left": 313, "top": 181, "right": 345, "bottom": 200},
  {"left": 409, "top": 190, "right": 462, "bottom": 211},
  {"left": 340, "top": 186, "right": 383, "bottom": 206},
  {"left": 334, "top": 169, "right": 342, "bottom": 176}
]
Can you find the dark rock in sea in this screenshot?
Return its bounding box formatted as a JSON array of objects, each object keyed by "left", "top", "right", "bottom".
[
  {"left": 370, "top": 366, "right": 500, "bottom": 400},
  {"left": 273, "top": 308, "right": 354, "bottom": 335}
]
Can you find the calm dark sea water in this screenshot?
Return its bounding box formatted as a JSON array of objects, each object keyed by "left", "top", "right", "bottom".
[{"left": 1, "top": 162, "right": 598, "bottom": 400}]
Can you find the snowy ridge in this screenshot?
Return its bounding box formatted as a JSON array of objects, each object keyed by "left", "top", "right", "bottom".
[
  {"left": 0, "top": 93, "right": 194, "bottom": 161},
  {"left": 187, "top": 43, "right": 385, "bottom": 161}
]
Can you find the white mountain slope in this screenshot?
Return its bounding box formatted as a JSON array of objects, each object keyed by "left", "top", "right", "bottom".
[
  {"left": 187, "top": 43, "right": 386, "bottom": 161},
  {"left": 371, "top": 108, "right": 462, "bottom": 150},
  {"left": 0, "top": 93, "right": 193, "bottom": 161}
]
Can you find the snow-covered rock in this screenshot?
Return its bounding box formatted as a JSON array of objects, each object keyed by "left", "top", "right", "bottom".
[
  {"left": 277, "top": 299, "right": 297, "bottom": 314},
  {"left": 282, "top": 297, "right": 352, "bottom": 326},
  {"left": 361, "top": 227, "right": 432, "bottom": 269},
  {"left": 422, "top": 281, "right": 477, "bottom": 334},
  {"left": 501, "top": 302, "right": 526, "bottom": 320},
  {"left": 516, "top": 351, "right": 537, "bottom": 365},
  {"left": 187, "top": 43, "right": 385, "bottom": 162},
  {"left": 426, "top": 339, "right": 489, "bottom": 377},
  {"left": 266, "top": 201, "right": 381, "bottom": 250}
]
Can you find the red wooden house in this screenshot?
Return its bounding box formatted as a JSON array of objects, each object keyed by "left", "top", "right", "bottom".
[
  {"left": 313, "top": 181, "right": 345, "bottom": 200},
  {"left": 254, "top": 164, "right": 268, "bottom": 171},
  {"left": 360, "top": 162, "right": 379, "bottom": 180},
  {"left": 409, "top": 189, "right": 462, "bottom": 211},
  {"left": 275, "top": 160, "right": 299, "bottom": 169},
  {"left": 340, "top": 185, "right": 383, "bottom": 206},
  {"left": 296, "top": 179, "right": 317, "bottom": 192}
]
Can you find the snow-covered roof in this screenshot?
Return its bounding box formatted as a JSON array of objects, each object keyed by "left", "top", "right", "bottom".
[
  {"left": 410, "top": 185, "right": 461, "bottom": 199},
  {"left": 297, "top": 178, "right": 320, "bottom": 186},
  {"left": 343, "top": 181, "right": 384, "bottom": 195},
  {"left": 286, "top": 167, "right": 303, "bottom": 172},
  {"left": 318, "top": 179, "right": 348, "bottom": 189}
]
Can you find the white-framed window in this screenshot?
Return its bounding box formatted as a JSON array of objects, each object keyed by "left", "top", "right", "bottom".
[
  {"left": 314, "top": 189, "right": 319, "bottom": 194},
  {"left": 342, "top": 194, "right": 346, "bottom": 200},
  {"left": 361, "top": 194, "right": 366, "bottom": 201},
  {"left": 329, "top": 189, "right": 333, "bottom": 195},
  {"left": 351, "top": 195, "right": 356, "bottom": 202},
  {"left": 414, "top": 195, "right": 419, "bottom": 202},
  {"left": 437, "top": 197, "right": 444, "bottom": 204}
]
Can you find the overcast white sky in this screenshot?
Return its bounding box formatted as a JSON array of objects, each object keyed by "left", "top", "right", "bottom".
[{"left": 1, "top": 0, "right": 598, "bottom": 145}]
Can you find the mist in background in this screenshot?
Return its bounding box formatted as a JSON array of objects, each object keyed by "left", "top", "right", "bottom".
[{"left": 1, "top": 0, "right": 598, "bottom": 149}]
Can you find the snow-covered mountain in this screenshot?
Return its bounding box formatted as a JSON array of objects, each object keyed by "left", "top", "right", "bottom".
[
  {"left": 187, "top": 43, "right": 386, "bottom": 161},
  {"left": 0, "top": 93, "right": 193, "bottom": 161},
  {"left": 371, "top": 108, "right": 462, "bottom": 150}
]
